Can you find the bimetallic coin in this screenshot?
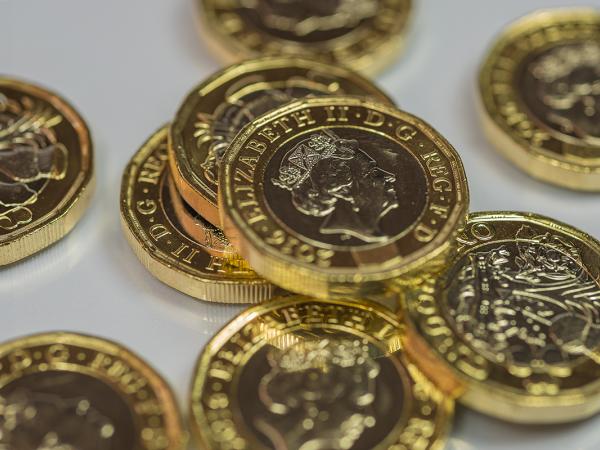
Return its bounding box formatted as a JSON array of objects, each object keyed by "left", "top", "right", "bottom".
[
  {"left": 197, "top": 0, "right": 412, "bottom": 75},
  {"left": 121, "top": 126, "right": 278, "bottom": 304},
  {"left": 0, "top": 78, "right": 94, "bottom": 265},
  {"left": 0, "top": 332, "right": 184, "bottom": 449},
  {"left": 479, "top": 9, "right": 600, "bottom": 190},
  {"left": 169, "top": 56, "right": 393, "bottom": 227},
  {"left": 404, "top": 212, "right": 600, "bottom": 424},
  {"left": 190, "top": 296, "right": 453, "bottom": 450},
  {"left": 219, "top": 97, "right": 469, "bottom": 299}
]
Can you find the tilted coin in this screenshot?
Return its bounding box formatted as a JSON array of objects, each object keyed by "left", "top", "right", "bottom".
[
  {"left": 219, "top": 97, "right": 469, "bottom": 299},
  {"left": 190, "top": 295, "right": 453, "bottom": 450},
  {"left": 197, "top": 0, "right": 412, "bottom": 75},
  {"left": 120, "top": 126, "right": 278, "bottom": 304},
  {"left": 0, "top": 332, "right": 184, "bottom": 449},
  {"left": 479, "top": 8, "right": 600, "bottom": 190},
  {"left": 403, "top": 211, "right": 600, "bottom": 423},
  {"left": 169, "top": 56, "right": 394, "bottom": 227},
  {"left": 0, "top": 78, "right": 94, "bottom": 265}
]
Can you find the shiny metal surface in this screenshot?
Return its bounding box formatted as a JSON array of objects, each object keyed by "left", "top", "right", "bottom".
[{"left": 3, "top": 1, "right": 600, "bottom": 449}]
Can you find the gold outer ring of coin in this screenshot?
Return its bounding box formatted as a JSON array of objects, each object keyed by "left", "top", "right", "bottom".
[
  {"left": 166, "top": 174, "right": 238, "bottom": 258},
  {"left": 190, "top": 295, "right": 454, "bottom": 450},
  {"left": 0, "top": 77, "right": 95, "bottom": 266},
  {"left": 121, "top": 126, "right": 279, "bottom": 304},
  {"left": 478, "top": 8, "right": 600, "bottom": 191},
  {"left": 402, "top": 211, "right": 600, "bottom": 424},
  {"left": 219, "top": 96, "right": 469, "bottom": 299},
  {"left": 196, "top": 0, "right": 413, "bottom": 76},
  {"left": 168, "top": 56, "right": 394, "bottom": 228},
  {"left": 0, "top": 331, "right": 185, "bottom": 449}
]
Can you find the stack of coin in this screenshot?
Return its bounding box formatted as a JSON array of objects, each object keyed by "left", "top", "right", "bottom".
[{"left": 118, "top": 4, "right": 600, "bottom": 449}]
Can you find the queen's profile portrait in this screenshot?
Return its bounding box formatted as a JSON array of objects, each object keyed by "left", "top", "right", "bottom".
[
  {"left": 254, "top": 338, "right": 381, "bottom": 450},
  {"left": 528, "top": 42, "right": 600, "bottom": 144},
  {"left": 272, "top": 130, "right": 399, "bottom": 243}
]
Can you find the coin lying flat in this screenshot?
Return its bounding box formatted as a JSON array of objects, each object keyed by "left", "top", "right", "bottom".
[
  {"left": 0, "top": 78, "right": 94, "bottom": 266},
  {"left": 479, "top": 9, "right": 600, "bottom": 191},
  {"left": 121, "top": 126, "right": 278, "bottom": 304},
  {"left": 404, "top": 211, "right": 600, "bottom": 424},
  {"left": 0, "top": 332, "right": 184, "bottom": 449},
  {"left": 197, "top": 0, "right": 412, "bottom": 76},
  {"left": 219, "top": 96, "right": 469, "bottom": 299},
  {"left": 190, "top": 295, "right": 453, "bottom": 450},
  {"left": 169, "top": 56, "right": 394, "bottom": 227}
]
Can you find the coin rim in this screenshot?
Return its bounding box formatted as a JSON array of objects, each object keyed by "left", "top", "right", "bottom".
[{"left": 0, "top": 77, "right": 95, "bottom": 266}]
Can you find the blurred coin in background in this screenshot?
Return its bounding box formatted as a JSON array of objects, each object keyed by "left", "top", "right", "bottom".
[
  {"left": 197, "top": 0, "right": 413, "bottom": 75},
  {"left": 479, "top": 8, "right": 600, "bottom": 191},
  {"left": 0, "top": 78, "right": 94, "bottom": 266}
]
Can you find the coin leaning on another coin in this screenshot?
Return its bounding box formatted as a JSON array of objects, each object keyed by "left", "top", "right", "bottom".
[
  {"left": 0, "top": 78, "right": 94, "bottom": 266},
  {"left": 219, "top": 96, "right": 470, "bottom": 299},
  {"left": 190, "top": 295, "right": 454, "bottom": 450},
  {"left": 403, "top": 211, "right": 600, "bottom": 424},
  {"left": 120, "top": 126, "right": 279, "bottom": 304},
  {"left": 0, "top": 331, "right": 185, "bottom": 449},
  {"left": 479, "top": 8, "right": 600, "bottom": 191},
  {"left": 169, "top": 56, "right": 395, "bottom": 228},
  {"left": 196, "top": 0, "right": 413, "bottom": 76}
]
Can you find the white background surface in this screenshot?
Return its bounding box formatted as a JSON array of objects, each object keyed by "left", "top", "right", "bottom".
[{"left": 2, "top": 0, "right": 600, "bottom": 448}]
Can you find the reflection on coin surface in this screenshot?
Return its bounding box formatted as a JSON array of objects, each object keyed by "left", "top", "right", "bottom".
[
  {"left": 219, "top": 97, "right": 469, "bottom": 299},
  {"left": 404, "top": 211, "right": 600, "bottom": 423},
  {"left": 197, "top": 0, "right": 412, "bottom": 75},
  {"left": 169, "top": 57, "right": 394, "bottom": 227},
  {"left": 167, "top": 174, "right": 237, "bottom": 258},
  {"left": 479, "top": 9, "right": 600, "bottom": 190},
  {"left": 0, "top": 332, "right": 184, "bottom": 449},
  {"left": 0, "top": 78, "right": 94, "bottom": 265},
  {"left": 121, "top": 126, "right": 278, "bottom": 304},
  {"left": 190, "top": 296, "right": 453, "bottom": 450}
]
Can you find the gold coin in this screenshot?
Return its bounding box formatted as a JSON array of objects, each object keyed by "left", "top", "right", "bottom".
[
  {"left": 219, "top": 96, "right": 469, "bottom": 299},
  {"left": 0, "top": 78, "right": 94, "bottom": 266},
  {"left": 121, "top": 126, "right": 279, "bottom": 304},
  {"left": 403, "top": 211, "right": 600, "bottom": 424},
  {"left": 197, "top": 0, "right": 412, "bottom": 76},
  {"left": 479, "top": 8, "right": 600, "bottom": 191},
  {"left": 190, "top": 295, "right": 453, "bottom": 450},
  {"left": 0, "top": 331, "right": 185, "bottom": 449},
  {"left": 169, "top": 56, "right": 394, "bottom": 227}
]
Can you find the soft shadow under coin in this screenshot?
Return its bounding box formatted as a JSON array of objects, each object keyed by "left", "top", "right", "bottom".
[{"left": 0, "top": 214, "right": 95, "bottom": 297}]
